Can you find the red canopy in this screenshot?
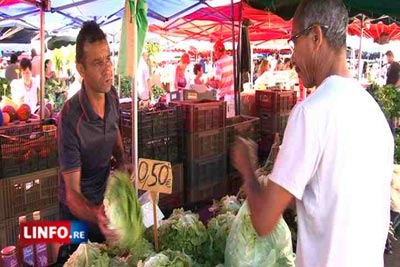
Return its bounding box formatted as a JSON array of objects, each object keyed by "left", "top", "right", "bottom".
[
  {"left": 149, "top": 2, "right": 292, "bottom": 42},
  {"left": 348, "top": 19, "right": 400, "bottom": 44},
  {"left": 0, "top": 0, "right": 34, "bottom": 6}
]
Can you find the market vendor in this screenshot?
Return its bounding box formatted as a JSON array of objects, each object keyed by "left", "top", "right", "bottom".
[
  {"left": 10, "top": 58, "right": 39, "bottom": 112},
  {"left": 207, "top": 40, "right": 235, "bottom": 117},
  {"left": 57, "top": 21, "right": 126, "bottom": 260},
  {"left": 232, "top": 0, "right": 394, "bottom": 266}
]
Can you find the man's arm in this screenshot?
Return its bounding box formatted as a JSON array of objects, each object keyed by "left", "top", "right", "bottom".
[
  {"left": 244, "top": 172, "right": 294, "bottom": 236},
  {"left": 63, "top": 170, "right": 99, "bottom": 223},
  {"left": 207, "top": 78, "right": 221, "bottom": 89},
  {"left": 232, "top": 139, "right": 294, "bottom": 236}
]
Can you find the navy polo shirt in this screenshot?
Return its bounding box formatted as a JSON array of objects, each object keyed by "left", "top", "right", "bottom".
[{"left": 58, "top": 85, "right": 120, "bottom": 206}]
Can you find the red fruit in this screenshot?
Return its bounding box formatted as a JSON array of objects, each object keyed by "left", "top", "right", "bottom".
[
  {"left": 2, "top": 112, "right": 10, "bottom": 125},
  {"left": 3, "top": 105, "right": 17, "bottom": 121},
  {"left": 17, "top": 104, "right": 31, "bottom": 121}
]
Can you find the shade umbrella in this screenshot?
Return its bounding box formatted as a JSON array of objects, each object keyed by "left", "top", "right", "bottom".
[{"left": 47, "top": 35, "right": 76, "bottom": 50}]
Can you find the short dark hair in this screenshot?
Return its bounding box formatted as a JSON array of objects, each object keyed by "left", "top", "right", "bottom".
[
  {"left": 386, "top": 50, "right": 394, "bottom": 57},
  {"left": 76, "top": 21, "right": 107, "bottom": 64},
  {"left": 10, "top": 53, "right": 18, "bottom": 64},
  {"left": 44, "top": 59, "right": 51, "bottom": 71},
  {"left": 20, "top": 58, "right": 32, "bottom": 71},
  {"left": 193, "top": 63, "right": 202, "bottom": 75}
]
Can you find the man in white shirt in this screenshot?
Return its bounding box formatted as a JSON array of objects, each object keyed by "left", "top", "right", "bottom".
[
  {"left": 232, "top": 0, "right": 394, "bottom": 266},
  {"left": 137, "top": 51, "right": 151, "bottom": 101}
]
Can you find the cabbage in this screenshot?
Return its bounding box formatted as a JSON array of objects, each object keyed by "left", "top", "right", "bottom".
[
  {"left": 209, "top": 195, "right": 241, "bottom": 215},
  {"left": 137, "top": 250, "right": 193, "bottom": 267},
  {"left": 103, "top": 171, "right": 144, "bottom": 250},
  {"left": 206, "top": 212, "right": 236, "bottom": 266},
  {"left": 225, "top": 201, "right": 295, "bottom": 267},
  {"left": 157, "top": 209, "right": 209, "bottom": 264},
  {"left": 63, "top": 242, "right": 110, "bottom": 267}
]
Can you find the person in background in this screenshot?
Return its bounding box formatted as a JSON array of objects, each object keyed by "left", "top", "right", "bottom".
[
  {"left": 232, "top": 0, "right": 394, "bottom": 266},
  {"left": 5, "top": 53, "right": 19, "bottom": 83},
  {"left": 256, "top": 58, "right": 270, "bottom": 79},
  {"left": 282, "top": 58, "right": 293, "bottom": 70},
  {"left": 198, "top": 53, "right": 207, "bottom": 74},
  {"left": 31, "top": 48, "right": 41, "bottom": 77},
  {"left": 207, "top": 40, "right": 235, "bottom": 117},
  {"left": 45, "top": 59, "right": 56, "bottom": 80},
  {"left": 193, "top": 63, "right": 204, "bottom": 85},
  {"left": 57, "top": 21, "right": 126, "bottom": 262},
  {"left": 385, "top": 50, "right": 400, "bottom": 86},
  {"left": 10, "top": 58, "right": 38, "bottom": 111},
  {"left": 137, "top": 51, "right": 151, "bottom": 101},
  {"left": 174, "top": 53, "right": 190, "bottom": 90},
  {"left": 274, "top": 54, "right": 283, "bottom": 71}
]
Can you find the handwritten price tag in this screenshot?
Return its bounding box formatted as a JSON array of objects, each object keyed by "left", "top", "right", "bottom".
[{"left": 138, "top": 158, "right": 173, "bottom": 194}]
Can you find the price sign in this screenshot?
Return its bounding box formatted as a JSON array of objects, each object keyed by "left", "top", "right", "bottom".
[{"left": 138, "top": 158, "right": 173, "bottom": 194}]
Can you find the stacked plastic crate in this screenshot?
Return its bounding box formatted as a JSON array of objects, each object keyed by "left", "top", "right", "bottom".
[
  {"left": 170, "top": 100, "right": 227, "bottom": 205},
  {"left": 0, "top": 122, "right": 59, "bottom": 248},
  {"left": 255, "top": 90, "right": 297, "bottom": 160},
  {"left": 119, "top": 105, "right": 184, "bottom": 211},
  {"left": 225, "top": 115, "right": 260, "bottom": 194}
]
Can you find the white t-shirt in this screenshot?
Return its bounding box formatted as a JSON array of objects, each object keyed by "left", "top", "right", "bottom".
[
  {"left": 10, "top": 78, "right": 39, "bottom": 112},
  {"left": 270, "top": 75, "right": 394, "bottom": 267},
  {"left": 137, "top": 57, "right": 150, "bottom": 100}
]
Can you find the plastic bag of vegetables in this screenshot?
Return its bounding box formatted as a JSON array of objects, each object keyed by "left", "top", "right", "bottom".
[
  {"left": 225, "top": 201, "right": 295, "bottom": 267},
  {"left": 137, "top": 249, "right": 193, "bottom": 267}
]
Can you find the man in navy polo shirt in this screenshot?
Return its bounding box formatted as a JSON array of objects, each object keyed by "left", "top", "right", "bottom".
[{"left": 58, "top": 21, "right": 125, "bottom": 247}]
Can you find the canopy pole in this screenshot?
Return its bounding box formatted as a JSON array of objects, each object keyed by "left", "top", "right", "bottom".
[
  {"left": 39, "top": 0, "right": 46, "bottom": 120},
  {"left": 357, "top": 15, "right": 364, "bottom": 81},
  {"left": 231, "top": 0, "right": 239, "bottom": 115},
  {"left": 132, "top": 0, "right": 139, "bottom": 193}
]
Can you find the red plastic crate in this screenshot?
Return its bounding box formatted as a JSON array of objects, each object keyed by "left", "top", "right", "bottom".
[
  {"left": 259, "top": 113, "right": 289, "bottom": 136},
  {"left": 186, "top": 128, "right": 226, "bottom": 162},
  {"left": 226, "top": 115, "right": 260, "bottom": 174},
  {"left": 0, "top": 168, "right": 59, "bottom": 220},
  {"left": 170, "top": 100, "right": 226, "bottom": 133},
  {"left": 185, "top": 154, "right": 227, "bottom": 204},
  {"left": 255, "top": 90, "right": 297, "bottom": 114}
]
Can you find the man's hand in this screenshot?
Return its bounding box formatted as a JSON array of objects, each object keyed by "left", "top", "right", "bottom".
[
  {"left": 97, "top": 204, "right": 120, "bottom": 244},
  {"left": 231, "top": 137, "right": 258, "bottom": 179}
]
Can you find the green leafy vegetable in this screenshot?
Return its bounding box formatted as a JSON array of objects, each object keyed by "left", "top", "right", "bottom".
[
  {"left": 157, "top": 209, "right": 209, "bottom": 265},
  {"left": 209, "top": 196, "right": 241, "bottom": 215},
  {"left": 63, "top": 242, "right": 110, "bottom": 267},
  {"left": 206, "top": 212, "right": 236, "bottom": 266},
  {"left": 104, "top": 171, "right": 144, "bottom": 251},
  {"left": 138, "top": 250, "right": 193, "bottom": 267}
]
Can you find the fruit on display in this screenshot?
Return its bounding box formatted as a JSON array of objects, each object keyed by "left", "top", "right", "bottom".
[
  {"left": 17, "top": 104, "right": 31, "bottom": 121},
  {"left": 3, "top": 105, "right": 17, "bottom": 121},
  {"left": 2, "top": 112, "right": 10, "bottom": 125}
]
